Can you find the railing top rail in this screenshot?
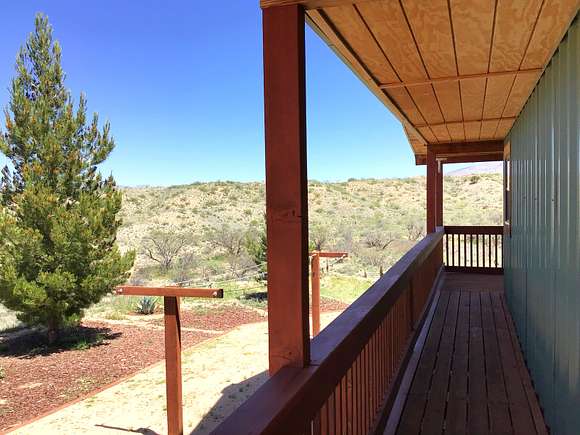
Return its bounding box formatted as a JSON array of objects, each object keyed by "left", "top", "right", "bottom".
[
  {"left": 212, "top": 228, "right": 444, "bottom": 435},
  {"left": 444, "top": 225, "right": 503, "bottom": 235}
]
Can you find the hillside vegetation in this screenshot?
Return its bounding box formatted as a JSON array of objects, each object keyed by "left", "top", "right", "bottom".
[
  {"left": 0, "top": 173, "right": 502, "bottom": 330},
  {"left": 118, "top": 173, "right": 502, "bottom": 284}
]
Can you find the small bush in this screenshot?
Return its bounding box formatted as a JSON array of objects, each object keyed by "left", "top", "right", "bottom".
[
  {"left": 135, "top": 296, "right": 159, "bottom": 315},
  {"left": 0, "top": 366, "right": 5, "bottom": 379}
]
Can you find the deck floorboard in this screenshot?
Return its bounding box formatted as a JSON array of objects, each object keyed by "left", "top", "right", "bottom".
[{"left": 393, "top": 273, "right": 547, "bottom": 435}]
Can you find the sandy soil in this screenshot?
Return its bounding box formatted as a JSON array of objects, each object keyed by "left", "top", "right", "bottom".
[
  {"left": 9, "top": 312, "right": 341, "bottom": 435},
  {"left": 0, "top": 306, "right": 266, "bottom": 432}
]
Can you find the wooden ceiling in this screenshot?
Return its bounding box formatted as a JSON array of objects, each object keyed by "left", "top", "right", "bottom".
[{"left": 261, "top": 0, "right": 579, "bottom": 161}]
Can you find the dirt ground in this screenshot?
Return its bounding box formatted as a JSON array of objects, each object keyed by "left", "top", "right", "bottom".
[
  {"left": 0, "top": 305, "right": 266, "bottom": 432},
  {"left": 7, "top": 312, "right": 341, "bottom": 435}
]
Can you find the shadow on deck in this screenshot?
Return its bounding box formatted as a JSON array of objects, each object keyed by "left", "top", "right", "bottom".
[{"left": 388, "top": 272, "right": 547, "bottom": 435}]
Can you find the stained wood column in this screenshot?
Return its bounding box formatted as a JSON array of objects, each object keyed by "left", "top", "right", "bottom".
[
  {"left": 311, "top": 254, "right": 321, "bottom": 336},
  {"left": 164, "top": 296, "right": 183, "bottom": 435},
  {"left": 263, "top": 4, "right": 310, "bottom": 374},
  {"left": 426, "top": 147, "right": 437, "bottom": 233},
  {"left": 436, "top": 160, "right": 443, "bottom": 227}
]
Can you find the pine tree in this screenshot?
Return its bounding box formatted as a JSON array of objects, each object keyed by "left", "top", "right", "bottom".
[{"left": 0, "top": 14, "right": 135, "bottom": 343}]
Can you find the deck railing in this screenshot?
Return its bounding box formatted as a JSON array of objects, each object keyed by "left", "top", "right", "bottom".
[
  {"left": 213, "top": 229, "right": 444, "bottom": 435},
  {"left": 443, "top": 226, "right": 503, "bottom": 274}
]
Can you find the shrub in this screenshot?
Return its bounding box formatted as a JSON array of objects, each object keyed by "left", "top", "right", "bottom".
[{"left": 135, "top": 297, "right": 159, "bottom": 315}]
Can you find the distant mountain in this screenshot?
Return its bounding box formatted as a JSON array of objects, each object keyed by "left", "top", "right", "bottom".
[{"left": 447, "top": 161, "right": 502, "bottom": 176}]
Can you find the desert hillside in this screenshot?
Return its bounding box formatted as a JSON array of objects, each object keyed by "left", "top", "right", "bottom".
[{"left": 117, "top": 173, "right": 503, "bottom": 285}]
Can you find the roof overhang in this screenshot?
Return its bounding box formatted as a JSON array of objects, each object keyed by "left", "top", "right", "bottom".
[{"left": 261, "top": 0, "right": 579, "bottom": 164}]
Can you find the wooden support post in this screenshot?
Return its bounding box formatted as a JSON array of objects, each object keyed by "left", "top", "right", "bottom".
[
  {"left": 263, "top": 4, "right": 309, "bottom": 374},
  {"left": 164, "top": 296, "right": 183, "bottom": 435},
  {"left": 114, "top": 286, "right": 222, "bottom": 434},
  {"left": 309, "top": 252, "right": 347, "bottom": 337},
  {"left": 436, "top": 160, "right": 443, "bottom": 227},
  {"left": 426, "top": 148, "right": 437, "bottom": 233},
  {"left": 311, "top": 253, "right": 321, "bottom": 336}
]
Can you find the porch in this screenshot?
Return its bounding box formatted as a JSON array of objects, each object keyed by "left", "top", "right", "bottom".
[
  {"left": 213, "top": 227, "right": 547, "bottom": 435},
  {"left": 211, "top": 1, "right": 577, "bottom": 434},
  {"left": 393, "top": 273, "right": 545, "bottom": 435}
]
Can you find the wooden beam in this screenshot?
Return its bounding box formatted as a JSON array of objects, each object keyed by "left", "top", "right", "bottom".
[
  {"left": 436, "top": 162, "right": 443, "bottom": 227},
  {"left": 115, "top": 286, "right": 223, "bottom": 298},
  {"left": 379, "top": 68, "right": 542, "bottom": 89},
  {"left": 261, "top": 0, "right": 378, "bottom": 10},
  {"left": 311, "top": 251, "right": 348, "bottom": 258},
  {"left": 416, "top": 152, "right": 503, "bottom": 165},
  {"left": 414, "top": 117, "right": 516, "bottom": 129},
  {"left": 263, "top": 4, "right": 310, "bottom": 375},
  {"left": 426, "top": 149, "right": 437, "bottom": 234},
  {"left": 164, "top": 296, "right": 183, "bottom": 435},
  {"left": 427, "top": 140, "right": 503, "bottom": 156}
]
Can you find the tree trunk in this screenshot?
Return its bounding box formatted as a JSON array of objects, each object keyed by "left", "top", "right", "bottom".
[{"left": 47, "top": 319, "right": 59, "bottom": 345}]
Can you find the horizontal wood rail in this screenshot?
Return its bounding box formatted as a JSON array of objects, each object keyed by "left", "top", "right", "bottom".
[
  {"left": 444, "top": 226, "right": 503, "bottom": 274},
  {"left": 212, "top": 229, "right": 444, "bottom": 435},
  {"left": 115, "top": 286, "right": 224, "bottom": 298}
]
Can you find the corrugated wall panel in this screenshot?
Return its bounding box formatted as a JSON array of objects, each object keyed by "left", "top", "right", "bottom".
[{"left": 505, "top": 17, "right": 579, "bottom": 435}]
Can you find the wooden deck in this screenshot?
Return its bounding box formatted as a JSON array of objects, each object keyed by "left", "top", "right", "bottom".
[{"left": 390, "top": 273, "right": 547, "bottom": 435}]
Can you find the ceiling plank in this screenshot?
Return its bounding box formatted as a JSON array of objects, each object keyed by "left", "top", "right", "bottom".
[
  {"left": 482, "top": 75, "right": 514, "bottom": 118},
  {"left": 496, "top": 118, "right": 515, "bottom": 138},
  {"left": 451, "top": 0, "right": 496, "bottom": 75},
  {"left": 464, "top": 120, "right": 482, "bottom": 140},
  {"left": 446, "top": 122, "right": 466, "bottom": 142},
  {"left": 407, "top": 84, "right": 445, "bottom": 124},
  {"left": 521, "top": 0, "right": 580, "bottom": 68},
  {"left": 490, "top": 0, "right": 543, "bottom": 72},
  {"left": 357, "top": 1, "right": 427, "bottom": 81},
  {"left": 323, "top": 5, "right": 398, "bottom": 84},
  {"left": 502, "top": 71, "right": 542, "bottom": 117},
  {"left": 385, "top": 87, "right": 426, "bottom": 125},
  {"left": 417, "top": 126, "right": 438, "bottom": 143},
  {"left": 433, "top": 81, "right": 463, "bottom": 122},
  {"left": 460, "top": 77, "right": 486, "bottom": 121},
  {"left": 430, "top": 124, "right": 452, "bottom": 142},
  {"left": 401, "top": 0, "right": 457, "bottom": 78},
  {"left": 480, "top": 119, "right": 501, "bottom": 140}
]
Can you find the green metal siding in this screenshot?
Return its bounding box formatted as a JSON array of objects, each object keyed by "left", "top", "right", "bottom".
[{"left": 504, "top": 18, "right": 579, "bottom": 435}]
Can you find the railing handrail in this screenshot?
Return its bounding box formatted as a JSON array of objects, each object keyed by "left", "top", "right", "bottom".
[
  {"left": 444, "top": 225, "right": 503, "bottom": 235},
  {"left": 212, "top": 228, "right": 444, "bottom": 435}
]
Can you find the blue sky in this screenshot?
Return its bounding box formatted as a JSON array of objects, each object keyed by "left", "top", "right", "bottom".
[{"left": 0, "top": 1, "right": 434, "bottom": 186}]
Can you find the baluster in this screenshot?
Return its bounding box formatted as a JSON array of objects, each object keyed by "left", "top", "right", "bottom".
[
  {"left": 463, "top": 233, "right": 467, "bottom": 267},
  {"left": 495, "top": 234, "right": 498, "bottom": 268},
  {"left": 488, "top": 234, "right": 492, "bottom": 268},
  {"left": 476, "top": 234, "right": 479, "bottom": 267},
  {"left": 451, "top": 233, "right": 455, "bottom": 266}
]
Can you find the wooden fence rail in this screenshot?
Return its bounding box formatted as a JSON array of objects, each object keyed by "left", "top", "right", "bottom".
[
  {"left": 443, "top": 226, "right": 503, "bottom": 274},
  {"left": 212, "top": 229, "right": 444, "bottom": 435}
]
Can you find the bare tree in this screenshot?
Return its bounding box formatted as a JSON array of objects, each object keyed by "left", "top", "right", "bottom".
[
  {"left": 364, "top": 231, "right": 395, "bottom": 250},
  {"left": 310, "top": 224, "right": 331, "bottom": 251},
  {"left": 170, "top": 252, "right": 198, "bottom": 285},
  {"left": 208, "top": 224, "right": 246, "bottom": 257},
  {"left": 143, "top": 230, "right": 189, "bottom": 271},
  {"left": 358, "top": 246, "right": 391, "bottom": 277},
  {"left": 405, "top": 221, "right": 424, "bottom": 241}
]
